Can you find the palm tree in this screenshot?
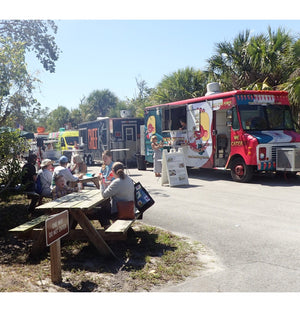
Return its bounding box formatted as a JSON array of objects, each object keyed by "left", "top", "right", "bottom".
[
  {"left": 278, "top": 69, "right": 300, "bottom": 122},
  {"left": 152, "top": 67, "right": 208, "bottom": 104},
  {"left": 247, "top": 27, "right": 296, "bottom": 87},
  {"left": 207, "top": 27, "right": 299, "bottom": 91},
  {"left": 206, "top": 30, "right": 253, "bottom": 90},
  {"left": 80, "top": 89, "right": 119, "bottom": 121}
]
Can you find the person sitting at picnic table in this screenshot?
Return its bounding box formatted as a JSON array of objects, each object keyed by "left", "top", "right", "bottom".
[
  {"left": 97, "top": 162, "right": 134, "bottom": 228},
  {"left": 52, "top": 155, "right": 83, "bottom": 188},
  {"left": 51, "top": 174, "right": 78, "bottom": 199},
  {"left": 37, "top": 158, "right": 54, "bottom": 199},
  {"left": 70, "top": 154, "right": 87, "bottom": 175},
  {"left": 99, "top": 150, "right": 115, "bottom": 190},
  {"left": 21, "top": 153, "right": 39, "bottom": 213}
]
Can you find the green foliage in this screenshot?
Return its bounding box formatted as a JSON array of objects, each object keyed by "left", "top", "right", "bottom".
[
  {"left": 207, "top": 30, "right": 253, "bottom": 90},
  {"left": 46, "top": 106, "right": 71, "bottom": 131},
  {"left": 0, "top": 37, "right": 39, "bottom": 126},
  {"left": 69, "top": 108, "right": 83, "bottom": 128},
  {"left": 0, "top": 129, "right": 29, "bottom": 199},
  {"left": 152, "top": 67, "right": 208, "bottom": 104},
  {"left": 24, "top": 107, "right": 50, "bottom": 133},
  {"left": 79, "top": 89, "right": 119, "bottom": 121},
  {"left": 278, "top": 75, "right": 300, "bottom": 119},
  {"left": 0, "top": 20, "right": 60, "bottom": 129},
  {"left": 207, "top": 27, "right": 300, "bottom": 91},
  {"left": 108, "top": 100, "right": 129, "bottom": 118},
  {"left": 0, "top": 20, "right": 60, "bottom": 73},
  {"left": 126, "top": 77, "right": 154, "bottom": 117}
]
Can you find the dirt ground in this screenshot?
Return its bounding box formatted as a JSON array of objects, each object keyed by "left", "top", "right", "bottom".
[{"left": 0, "top": 198, "right": 208, "bottom": 292}]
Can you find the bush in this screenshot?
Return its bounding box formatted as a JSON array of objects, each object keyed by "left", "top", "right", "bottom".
[{"left": 0, "top": 129, "right": 29, "bottom": 200}]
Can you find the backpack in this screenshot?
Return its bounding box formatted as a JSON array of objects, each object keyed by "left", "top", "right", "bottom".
[{"left": 35, "top": 174, "right": 42, "bottom": 195}]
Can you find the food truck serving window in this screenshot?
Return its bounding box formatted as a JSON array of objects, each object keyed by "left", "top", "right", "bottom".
[{"left": 162, "top": 106, "right": 186, "bottom": 130}]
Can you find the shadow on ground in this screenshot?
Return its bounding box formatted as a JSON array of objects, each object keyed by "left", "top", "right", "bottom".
[
  {"left": 187, "top": 167, "right": 300, "bottom": 187},
  {"left": 0, "top": 199, "right": 178, "bottom": 292}
]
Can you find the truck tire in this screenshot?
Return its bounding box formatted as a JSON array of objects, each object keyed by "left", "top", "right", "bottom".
[
  {"left": 230, "top": 157, "right": 253, "bottom": 183},
  {"left": 83, "top": 155, "right": 88, "bottom": 164},
  {"left": 87, "top": 155, "right": 93, "bottom": 166}
]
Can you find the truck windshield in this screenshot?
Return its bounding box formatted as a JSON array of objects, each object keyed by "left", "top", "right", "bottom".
[
  {"left": 65, "top": 136, "right": 79, "bottom": 145},
  {"left": 239, "top": 104, "right": 294, "bottom": 131}
]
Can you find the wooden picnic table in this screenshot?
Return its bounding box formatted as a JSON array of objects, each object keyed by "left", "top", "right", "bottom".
[
  {"left": 35, "top": 189, "right": 116, "bottom": 258},
  {"left": 10, "top": 187, "right": 142, "bottom": 259}
]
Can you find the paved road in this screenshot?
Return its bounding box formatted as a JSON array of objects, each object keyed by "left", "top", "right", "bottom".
[{"left": 89, "top": 166, "right": 300, "bottom": 291}]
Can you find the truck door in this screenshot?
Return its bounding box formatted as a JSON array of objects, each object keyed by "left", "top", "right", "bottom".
[
  {"left": 214, "top": 109, "right": 230, "bottom": 167},
  {"left": 123, "top": 124, "right": 137, "bottom": 162}
]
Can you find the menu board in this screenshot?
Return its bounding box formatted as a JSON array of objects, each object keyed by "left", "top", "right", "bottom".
[{"left": 161, "top": 149, "right": 189, "bottom": 187}]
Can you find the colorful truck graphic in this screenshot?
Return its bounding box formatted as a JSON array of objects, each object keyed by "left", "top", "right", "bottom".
[
  {"left": 144, "top": 87, "right": 300, "bottom": 182},
  {"left": 78, "top": 117, "right": 144, "bottom": 166}
]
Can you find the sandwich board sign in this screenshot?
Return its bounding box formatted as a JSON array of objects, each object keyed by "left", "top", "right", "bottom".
[
  {"left": 45, "top": 210, "right": 69, "bottom": 246},
  {"left": 161, "top": 149, "right": 189, "bottom": 187}
]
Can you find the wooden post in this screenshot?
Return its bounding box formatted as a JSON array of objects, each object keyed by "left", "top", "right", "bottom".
[{"left": 50, "top": 239, "right": 62, "bottom": 284}]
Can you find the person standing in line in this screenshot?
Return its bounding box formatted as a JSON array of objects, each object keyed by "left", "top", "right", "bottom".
[
  {"left": 151, "top": 135, "right": 163, "bottom": 177},
  {"left": 99, "top": 150, "right": 115, "bottom": 190}
]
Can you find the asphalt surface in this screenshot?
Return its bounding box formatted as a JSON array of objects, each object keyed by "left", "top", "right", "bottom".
[{"left": 89, "top": 165, "right": 300, "bottom": 292}]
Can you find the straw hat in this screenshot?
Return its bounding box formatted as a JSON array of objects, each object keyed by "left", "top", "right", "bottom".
[{"left": 41, "top": 158, "right": 54, "bottom": 168}]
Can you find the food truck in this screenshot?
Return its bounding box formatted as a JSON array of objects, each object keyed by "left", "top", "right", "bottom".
[
  {"left": 78, "top": 117, "right": 144, "bottom": 166},
  {"left": 48, "top": 129, "right": 79, "bottom": 152},
  {"left": 144, "top": 83, "right": 300, "bottom": 182}
]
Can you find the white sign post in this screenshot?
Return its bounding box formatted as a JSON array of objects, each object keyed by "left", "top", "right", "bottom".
[
  {"left": 161, "top": 149, "right": 189, "bottom": 187},
  {"left": 45, "top": 210, "right": 69, "bottom": 284}
]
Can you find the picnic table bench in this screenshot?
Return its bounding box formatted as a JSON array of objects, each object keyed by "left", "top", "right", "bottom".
[{"left": 9, "top": 215, "right": 49, "bottom": 235}]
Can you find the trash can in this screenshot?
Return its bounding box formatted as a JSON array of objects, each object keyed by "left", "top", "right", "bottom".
[{"left": 136, "top": 154, "right": 146, "bottom": 170}]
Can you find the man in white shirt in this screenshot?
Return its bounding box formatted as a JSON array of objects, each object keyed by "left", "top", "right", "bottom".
[
  {"left": 37, "top": 158, "right": 54, "bottom": 197},
  {"left": 52, "top": 155, "right": 83, "bottom": 188}
]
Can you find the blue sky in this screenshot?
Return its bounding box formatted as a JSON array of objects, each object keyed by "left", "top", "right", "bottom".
[
  {"left": 3, "top": 1, "right": 300, "bottom": 113},
  {"left": 27, "top": 19, "right": 300, "bottom": 113}
]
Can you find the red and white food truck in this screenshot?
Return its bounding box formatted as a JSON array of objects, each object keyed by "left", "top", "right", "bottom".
[{"left": 144, "top": 83, "right": 300, "bottom": 182}]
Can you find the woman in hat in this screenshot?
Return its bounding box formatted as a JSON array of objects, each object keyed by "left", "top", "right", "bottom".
[{"left": 37, "top": 158, "right": 54, "bottom": 198}]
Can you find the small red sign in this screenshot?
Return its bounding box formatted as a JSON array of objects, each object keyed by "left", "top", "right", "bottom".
[{"left": 45, "top": 210, "right": 69, "bottom": 246}]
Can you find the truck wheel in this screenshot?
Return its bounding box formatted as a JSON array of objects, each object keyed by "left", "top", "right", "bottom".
[
  {"left": 230, "top": 157, "right": 253, "bottom": 182},
  {"left": 83, "top": 155, "right": 88, "bottom": 164},
  {"left": 87, "top": 155, "right": 93, "bottom": 166}
]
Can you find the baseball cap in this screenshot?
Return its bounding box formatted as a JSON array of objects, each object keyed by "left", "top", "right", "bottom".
[{"left": 59, "top": 155, "right": 69, "bottom": 164}]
